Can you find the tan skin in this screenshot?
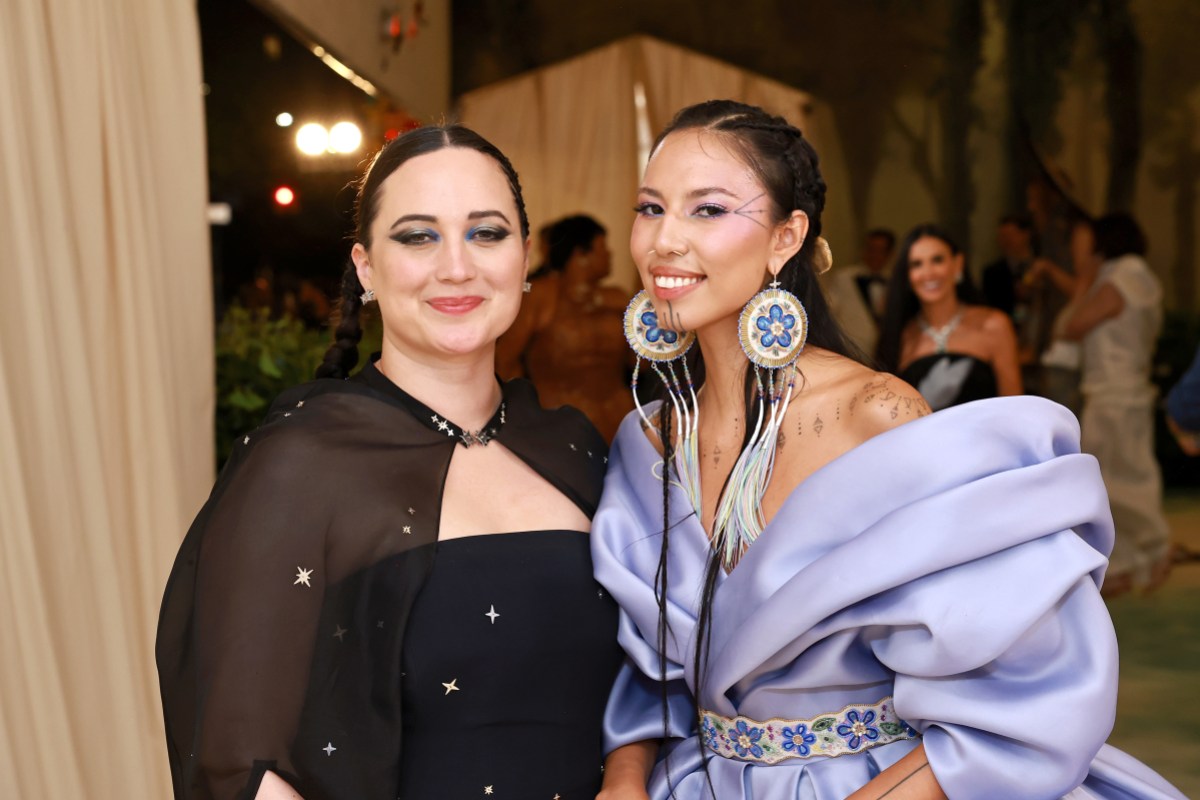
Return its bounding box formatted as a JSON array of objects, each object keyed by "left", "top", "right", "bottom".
[
  {"left": 600, "top": 129, "right": 944, "bottom": 799},
  {"left": 496, "top": 233, "right": 632, "bottom": 441},
  {"left": 254, "top": 146, "right": 640, "bottom": 798},
  {"left": 898, "top": 236, "right": 1023, "bottom": 397}
]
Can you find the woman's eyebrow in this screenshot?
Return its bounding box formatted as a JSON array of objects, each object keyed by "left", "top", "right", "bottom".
[
  {"left": 467, "top": 210, "right": 511, "bottom": 223},
  {"left": 635, "top": 186, "right": 741, "bottom": 200},
  {"left": 390, "top": 213, "right": 437, "bottom": 230}
]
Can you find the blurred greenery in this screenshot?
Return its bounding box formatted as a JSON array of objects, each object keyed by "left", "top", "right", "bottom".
[{"left": 214, "top": 304, "right": 381, "bottom": 467}]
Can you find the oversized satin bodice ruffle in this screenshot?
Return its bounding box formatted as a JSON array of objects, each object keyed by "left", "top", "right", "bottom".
[{"left": 593, "top": 397, "right": 1185, "bottom": 800}]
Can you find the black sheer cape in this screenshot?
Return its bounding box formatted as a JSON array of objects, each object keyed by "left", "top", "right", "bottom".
[{"left": 156, "top": 364, "right": 608, "bottom": 800}]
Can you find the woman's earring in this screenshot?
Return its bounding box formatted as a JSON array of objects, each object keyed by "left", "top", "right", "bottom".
[
  {"left": 738, "top": 277, "right": 808, "bottom": 369},
  {"left": 522, "top": 281, "right": 532, "bottom": 293},
  {"left": 360, "top": 289, "right": 376, "bottom": 304},
  {"left": 623, "top": 290, "right": 695, "bottom": 362}
]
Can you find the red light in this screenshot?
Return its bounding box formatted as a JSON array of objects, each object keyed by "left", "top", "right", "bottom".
[{"left": 274, "top": 186, "right": 295, "bottom": 206}]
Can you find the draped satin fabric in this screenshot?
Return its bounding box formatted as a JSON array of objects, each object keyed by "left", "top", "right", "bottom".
[
  {"left": 593, "top": 396, "right": 1186, "bottom": 799},
  {"left": 157, "top": 365, "right": 607, "bottom": 800}
]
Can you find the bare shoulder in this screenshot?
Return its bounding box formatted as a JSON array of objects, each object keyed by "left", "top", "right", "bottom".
[
  {"left": 838, "top": 366, "right": 931, "bottom": 438},
  {"left": 970, "top": 304, "right": 1014, "bottom": 335}
]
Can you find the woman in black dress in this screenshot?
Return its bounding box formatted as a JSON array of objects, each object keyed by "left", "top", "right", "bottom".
[
  {"left": 876, "top": 224, "right": 1022, "bottom": 410},
  {"left": 157, "top": 125, "right": 644, "bottom": 800}
]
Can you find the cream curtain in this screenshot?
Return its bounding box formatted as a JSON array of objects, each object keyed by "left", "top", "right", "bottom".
[
  {"left": 459, "top": 35, "right": 856, "bottom": 288},
  {"left": 459, "top": 40, "right": 639, "bottom": 285},
  {"left": 0, "top": 1, "right": 212, "bottom": 797}
]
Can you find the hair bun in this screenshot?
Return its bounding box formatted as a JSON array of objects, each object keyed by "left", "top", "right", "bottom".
[{"left": 813, "top": 237, "right": 833, "bottom": 275}]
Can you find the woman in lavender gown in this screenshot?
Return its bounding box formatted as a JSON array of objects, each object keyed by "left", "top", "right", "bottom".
[{"left": 592, "top": 100, "right": 1186, "bottom": 800}]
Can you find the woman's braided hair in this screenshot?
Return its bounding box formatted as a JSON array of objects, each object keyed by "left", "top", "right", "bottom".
[
  {"left": 646, "top": 101, "right": 861, "bottom": 799},
  {"left": 315, "top": 124, "right": 530, "bottom": 379}
]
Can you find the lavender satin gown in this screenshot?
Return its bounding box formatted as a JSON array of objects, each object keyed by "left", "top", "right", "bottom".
[{"left": 593, "top": 397, "right": 1186, "bottom": 800}]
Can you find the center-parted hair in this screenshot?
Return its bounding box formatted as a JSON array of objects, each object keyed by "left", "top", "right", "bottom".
[
  {"left": 645, "top": 100, "right": 861, "bottom": 798},
  {"left": 316, "top": 124, "right": 530, "bottom": 380}
]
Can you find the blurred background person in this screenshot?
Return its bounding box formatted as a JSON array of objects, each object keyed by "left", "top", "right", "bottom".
[
  {"left": 1167, "top": 342, "right": 1200, "bottom": 456},
  {"left": 497, "top": 214, "right": 631, "bottom": 441},
  {"left": 877, "top": 223, "right": 1022, "bottom": 410},
  {"left": 982, "top": 212, "right": 1036, "bottom": 344},
  {"left": 1051, "top": 213, "right": 1170, "bottom": 597},
  {"left": 821, "top": 227, "right": 894, "bottom": 357}
]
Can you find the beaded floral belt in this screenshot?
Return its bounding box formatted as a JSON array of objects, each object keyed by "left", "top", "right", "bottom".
[{"left": 700, "top": 697, "right": 918, "bottom": 764}]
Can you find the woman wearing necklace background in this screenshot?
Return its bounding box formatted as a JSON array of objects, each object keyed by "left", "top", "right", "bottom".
[
  {"left": 876, "top": 224, "right": 1022, "bottom": 410},
  {"left": 592, "top": 101, "right": 1185, "bottom": 799},
  {"left": 157, "top": 124, "right": 641, "bottom": 799}
]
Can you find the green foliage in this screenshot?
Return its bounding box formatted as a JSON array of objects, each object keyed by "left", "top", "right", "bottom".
[{"left": 214, "top": 305, "right": 329, "bottom": 466}]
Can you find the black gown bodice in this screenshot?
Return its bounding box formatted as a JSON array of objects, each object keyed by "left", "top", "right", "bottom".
[
  {"left": 398, "top": 531, "right": 622, "bottom": 799},
  {"left": 900, "top": 353, "right": 998, "bottom": 411}
]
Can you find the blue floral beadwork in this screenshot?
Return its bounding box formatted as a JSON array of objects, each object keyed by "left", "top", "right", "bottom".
[
  {"left": 755, "top": 303, "right": 796, "bottom": 348},
  {"left": 781, "top": 723, "right": 816, "bottom": 756},
  {"left": 836, "top": 709, "right": 881, "bottom": 751},
  {"left": 641, "top": 310, "right": 678, "bottom": 344},
  {"left": 699, "top": 697, "right": 916, "bottom": 765},
  {"left": 731, "top": 720, "right": 765, "bottom": 759}
]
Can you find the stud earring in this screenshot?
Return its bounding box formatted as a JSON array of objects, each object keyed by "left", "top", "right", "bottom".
[
  {"left": 738, "top": 277, "right": 808, "bottom": 369},
  {"left": 360, "top": 289, "right": 376, "bottom": 304},
  {"left": 522, "top": 281, "right": 532, "bottom": 293}
]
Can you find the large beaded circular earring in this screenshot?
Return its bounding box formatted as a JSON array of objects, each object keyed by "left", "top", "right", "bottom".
[
  {"left": 623, "top": 290, "right": 695, "bottom": 362},
  {"left": 738, "top": 280, "right": 808, "bottom": 369},
  {"left": 622, "top": 290, "right": 701, "bottom": 512},
  {"left": 709, "top": 275, "right": 809, "bottom": 571}
]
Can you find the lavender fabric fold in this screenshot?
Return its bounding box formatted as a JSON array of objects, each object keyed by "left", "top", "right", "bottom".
[{"left": 593, "top": 396, "right": 1186, "bottom": 800}]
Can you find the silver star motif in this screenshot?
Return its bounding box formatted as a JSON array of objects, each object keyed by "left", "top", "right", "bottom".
[
  {"left": 408, "top": 507, "right": 416, "bottom": 515},
  {"left": 243, "top": 435, "right": 250, "bottom": 445},
  {"left": 446, "top": 427, "right": 455, "bottom": 437},
  {"left": 569, "top": 443, "right": 577, "bottom": 451},
  {"left": 587, "top": 450, "right": 593, "bottom": 458},
  {"left": 294, "top": 567, "right": 313, "bottom": 587},
  {"left": 485, "top": 605, "right": 500, "bottom": 624},
  {"left": 434, "top": 416, "right": 451, "bottom": 432},
  {"left": 323, "top": 742, "right": 336, "bottom": 756},
  {"left": 403, "top": 525, "right": 412, "bottom": 534},
  {"left": 377, "top": 620, "right": 384, "bottom": 628},
  {"left": 484, "top": 788, "right": 493, "bottom": 796},
  {"left": 333, "top": 625, "right": 347, "bottom": 641},
  {"left": 554, "top": 795, "right": 561, "bottom": 799},
  {"left": 296, "top": 400, "right": 304, "bottom": 407},
  {"left": 603, "top": 456, "right": 608, "bottom": 464},
  {"left": 442, "top": 678, "right": 460, "bottom": 695},
  {"left": 283, "top": 412, "right": 291, "bottom": 417}
]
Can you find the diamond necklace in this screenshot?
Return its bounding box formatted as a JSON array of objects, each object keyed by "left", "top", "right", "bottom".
[{"left": 918, "top": 309, "right": 963, "bottom": 354}]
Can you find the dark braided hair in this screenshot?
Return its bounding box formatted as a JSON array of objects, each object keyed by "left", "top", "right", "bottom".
[
  {"left": 646, "top": 101, "right": 863, "bottom": 798},
  {"left": 316, "top": 124, "right": 530, "bottom": 379}
]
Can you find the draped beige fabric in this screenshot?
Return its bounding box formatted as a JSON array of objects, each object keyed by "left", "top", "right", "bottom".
[
  {"left": 459, "top": 35, "right": 855, "bottom": 289},
  {"left": 0, "top": 2, "right": 212, "bottom": 797}
]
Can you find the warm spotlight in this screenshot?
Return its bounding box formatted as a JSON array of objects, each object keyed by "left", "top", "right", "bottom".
[
  {"left": 274, "top": 186, "right": 296, "bottom": 206},
  {"left": 329, "top": 121, "right": 362, "bottom": 154},
  {"left": 276, "top": 112, "right": 294, "bottom": 127},
  {"left": 295, "top": 123, "right": 329, "bottom": 156}
]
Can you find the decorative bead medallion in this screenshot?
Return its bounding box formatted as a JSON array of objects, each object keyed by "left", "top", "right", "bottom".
[
  {"left": 738, "top": 285, "right": 808, "bottom": 369},
  {"left": 623, "top": 290, "right": 695, "bottom": 362}
]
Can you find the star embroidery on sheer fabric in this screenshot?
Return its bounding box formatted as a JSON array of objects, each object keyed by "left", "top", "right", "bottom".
[
  {"left": 442, "top": 679, "right": 460, "bottom": 695},
  {"left": 485, "top": 605, "right": 500, "bottom": 624},
  {"left": 294, "top": 567, "right": 313, "bottom": 587},
  {"left": 403, "top": 525, "right": 412, "bottom": 534},
  {"left": 484, "top": 787, "right": 493, "bottom": 796},
  {"left": 323, "top": 742, "right": 336, "bottom": 756},
  {"left": 332, "top": 625, "right": 347, "bottom": 641}
]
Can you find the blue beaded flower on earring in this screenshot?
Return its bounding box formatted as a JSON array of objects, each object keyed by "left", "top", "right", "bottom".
[
  {"left": 738, "top": 283, "right": 808, "bottom": 369},
  {"left": 623, "top": 290, "right": 695, "bottom": 362}
]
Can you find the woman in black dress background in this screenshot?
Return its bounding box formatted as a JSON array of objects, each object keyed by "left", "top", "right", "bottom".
[
  {"left": 157, "top": 125, "right": 645, "bottom": 800},
  {"left": 876, "top": 224, "right": 1022, "bottom": 410}
]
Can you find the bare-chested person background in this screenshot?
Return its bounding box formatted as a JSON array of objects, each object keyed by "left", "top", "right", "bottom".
[{"left": 498, "top": 214, "right": 632, "bottom": 441}]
